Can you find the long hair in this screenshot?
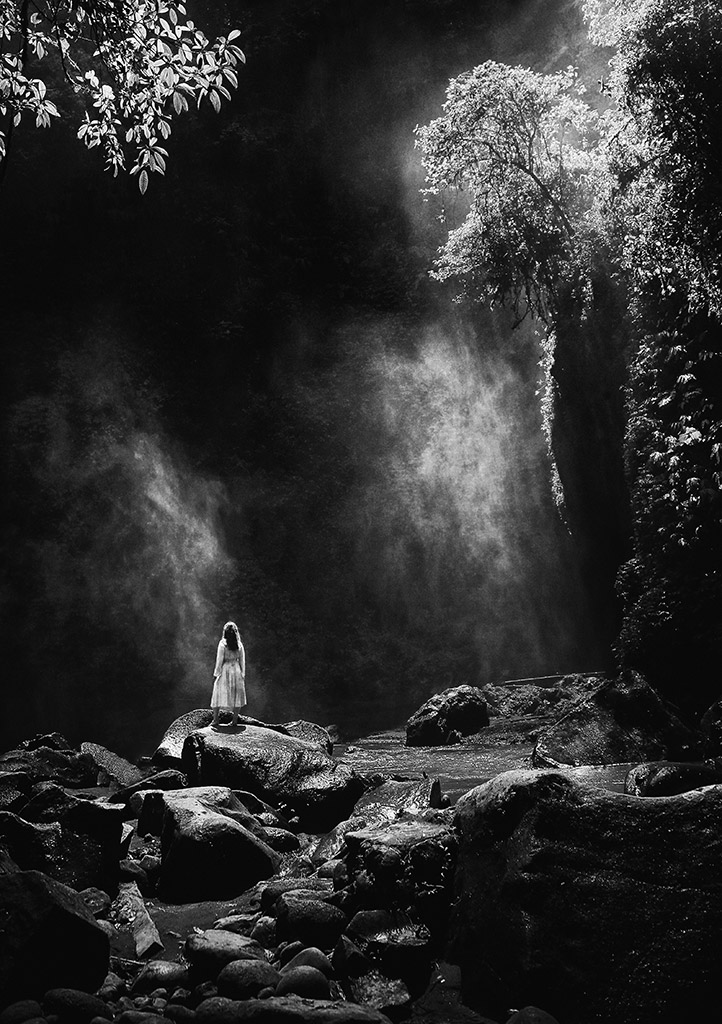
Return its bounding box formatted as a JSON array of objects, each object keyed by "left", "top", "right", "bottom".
[{"left": 222, "top": 621, "right": 241, "bottom": 651}]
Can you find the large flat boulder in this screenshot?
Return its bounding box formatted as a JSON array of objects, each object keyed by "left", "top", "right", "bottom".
[
  {"left": 533, "top": 671, "right": 695, "bottom": 767},
  {"left": 405, "top": 686, "right": 489, "bottom": 747},
  {"left": 158, "top": 786, "right": 279, "bottom": 902},
  {"left": 181, "top": 726, "right": 363, "bottom": 831},
  {"left": 449, "top": 769, "right": 722, "bottom": 1024},
  {"left": 0, "top": 870, "right": 109, "bottom": 1002},
  {"left": 153, "top": 711, "right": 333, "bottom": 766}
]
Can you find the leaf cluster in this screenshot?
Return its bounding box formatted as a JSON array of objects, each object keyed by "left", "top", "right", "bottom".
[{"left": 0, "top": 0, "right": 244, "bottom": 189}]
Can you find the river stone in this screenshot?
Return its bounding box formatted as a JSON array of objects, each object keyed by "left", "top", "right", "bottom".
[
  {"left": 533, "top": 670, "right": 696, "bottom": 768},
  {"left": 0, "top": 744, "right": 95, "bottom": 787},
  {"left": 43, "top": 988, "right": 111, "bottom": 1021},
  {"left": 181, "top": 727, "right": 364, "bottom": 831},
  {"left": 450, "top": 769, "right": 722, "bottom": 1024},
  {"left": 276, "top": 966, "right": 331, "bottom": 1000},
  {"left": 625, "top": 759, "right": 722, "bottom": 796},
  {"left": 405, "top": 686, "right": 489, "bottom": 747},
  {"left": 0, "top": 1001, "right": 44, "bottom": 1024},
  {"left": 275, "top": 893, "right": 348, "bottom": 950},
  {"left": 194, "top": 995, "right": 394, "bottom": 1022},
  {"left": 216, "top": 959, "right": 281, "bottom": 999},
  {"left": 186, "top": 930, "right": 268, "bottom": 980},
  {"left": 131, "top": 961, "right": 190, "bottom": 994},
  {"left": 0, "top": 870, "right": 109, "bottom": 1001},
  {"left": 281, "top": 948, "right": 334, "bottom": 979},
  {"left": 158, "top": 787, "right": 279, "bottom": 902},
  {"left": 506, "top": 1010, "right": 562, "bottom": 1024},
  {"left": 260, "top": 877, "right": 334, "bottom": 915}
]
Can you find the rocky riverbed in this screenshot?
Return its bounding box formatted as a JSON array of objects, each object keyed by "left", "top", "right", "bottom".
[{"left": 1, "top": 673, "right": 721, "bottom": 1024}]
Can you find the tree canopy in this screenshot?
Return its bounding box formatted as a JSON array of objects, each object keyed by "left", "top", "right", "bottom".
[
  {"left": 0, "top": 0, "right": 244, "bottom": 190},
  {"left": 416, "top": 62, "right": 603, "bottom": 323}
]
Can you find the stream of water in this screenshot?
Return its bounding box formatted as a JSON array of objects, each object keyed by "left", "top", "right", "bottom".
[{"left": 336, "top": 728, "right": 635, "bottom": 803}]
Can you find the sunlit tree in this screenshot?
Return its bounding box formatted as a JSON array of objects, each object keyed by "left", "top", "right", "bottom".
[
  {"left": 416, "top": 61, "right": 603, "bottom": 323},
  {"left": 0, "top": 0, "right": 244, "bottom": 191}
]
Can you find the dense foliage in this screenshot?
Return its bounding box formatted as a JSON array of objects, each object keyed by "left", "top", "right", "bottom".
[{"left": 0, "top": 0, "right": 244, "bottom": 189}]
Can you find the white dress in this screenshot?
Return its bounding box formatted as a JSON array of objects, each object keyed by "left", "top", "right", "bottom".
[{"left": 210, "top": 639, "right": 246, "bottom": 710}]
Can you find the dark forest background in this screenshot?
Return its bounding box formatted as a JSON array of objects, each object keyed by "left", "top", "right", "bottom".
[{"left": 3, "top": 0, "right": 717, "bottom": 758}]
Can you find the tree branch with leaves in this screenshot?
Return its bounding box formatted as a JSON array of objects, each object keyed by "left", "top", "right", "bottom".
[{"left": 0, "top": 0, "right": 244, "bottom": 191}]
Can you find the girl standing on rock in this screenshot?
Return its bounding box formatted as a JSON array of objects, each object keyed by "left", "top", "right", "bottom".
[{"left": 211, "top": 621, "right": 247, "bottom": 729}]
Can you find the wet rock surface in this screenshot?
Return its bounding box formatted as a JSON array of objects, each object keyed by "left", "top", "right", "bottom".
[
  {"left": 450, "top": 768, "right": 722, "bottom": 1024},
  {"left": 624, "top": 758, "right": 722, "bottom": 795},
  {"left": 1, "top": 698, "right": 713, "bottom": 1024},
  {"left": 181, "top": 726, "right": 364, "bottom": 831},
  {"left": 533, "top": 671, "right": 696, "bottom": 768},
  {"left": 405, "top": 686, "right": 489, "bottom": 747}
]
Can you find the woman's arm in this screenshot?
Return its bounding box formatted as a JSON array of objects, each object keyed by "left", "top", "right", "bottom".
[
  {"left": 240, "top": 642, "right": 246, "bottom": 677},
  {"left": 213, "top": 640, "right": 225, "bottom": 677}
]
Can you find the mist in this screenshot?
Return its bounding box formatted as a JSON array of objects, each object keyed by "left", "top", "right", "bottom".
[{"left": 1, "top": 0, "right": 612, "bottom": 756}]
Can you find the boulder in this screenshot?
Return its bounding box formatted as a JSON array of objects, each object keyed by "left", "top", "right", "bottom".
[
  {"left": 0, "top": 810, "right": 116, "bottom": 893},
  {"left": 108, "top": 770, "right": 187, "bottom": 806},
  {"left": 345, "top": 911, "right": 432, "bottom": 997},
  {"left": 450, "top": 769, "right": 722, "bottom": 1024},
  {"left": 275, "top": 893, "right": 348, "bottom": 950},
  {"left": 409, "top": 962, "right": 494, "bottom": 1024},
  {"left": 310, "top": 817, "right": 366, "bottom": 867},
  {"left": 79, "top": 886, "right": 112, "bottom": 918},
  {"left": 181, "top": 727, "right": 364, "bottom": 831},
  {"left": 276, "top": 966, "right": 331, "bottom": 1000},
  {"left": 0, "top": 745, "right": 95, "bottom": 787},
  {"left": 80, "top": 742, "right": 147, "bottom": 791},
  {"left": 42, "top": 987, "right": 112, "bottom": 1021},
  {"left": 405, "top": 686, "right": 489, "bottom": 747},
  {"left": 130, "top": 961, "right": 190, "bottom": 995},
  {"left": 194, "top": 995, "right": 393, "bottom": 1022},
  {"left": 260, "top": 878, "right": 334, "bottom": 915},
  {"left": 481, "top": 674, "right": 603, "bottom": 719},
  {"left": 342, "top": 818, "right": 457, "bottom": 932},
  {"left": 17, "top": 733, "right": 71, "bottom": 752},
  {"left": 216, "top": 959, "right": 281, "bottom": 999},
  {"left": 0, "top": 1001, "right": 44, "bottom": 1024},
  {"left": 152, "top": 711, "right": 320, "bottom": 767},
  {"left": 0, "top": 772, "right": 32, "bottom": 813},
  {"left": 20, "top": 782, "right": 123, "bottom": 893},
  {"left": 281, "top": 948, "right": 334, "bottom": 979},
  {"left": 700, "top": 698, "right": 722, "bottom": 757},
  {"left": 113, "top": 881, "right": 164, "bottom": 958},
  {"left": 351, "top": 777, "right": 441, "bottom": 824},
  {"left": 533, "top": 671, "right": 696, "bottom": 768},
  {"left": 0, "top": 870, "right": 109, "bottom": 1001},
  {"left": 158, "top": 787, "right": 279, "bottom": 902},
  {"left": 624, "top": 760, "right": 722, "bottom": 796},
  {"left": 185, "top": 930, "right": 267, "bottom": 980}
]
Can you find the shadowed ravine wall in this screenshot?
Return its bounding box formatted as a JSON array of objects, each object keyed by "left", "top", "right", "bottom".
[{"left": 0, "top": 0, "right": 615, "bottom": 757}]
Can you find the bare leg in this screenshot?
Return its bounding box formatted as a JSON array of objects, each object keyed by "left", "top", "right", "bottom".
[
  {"left": 231, "top": 707, "right": 239, "bottom": 728},
  {"left": 212, "top": 708, "right": 219, "bottom": 728}
]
